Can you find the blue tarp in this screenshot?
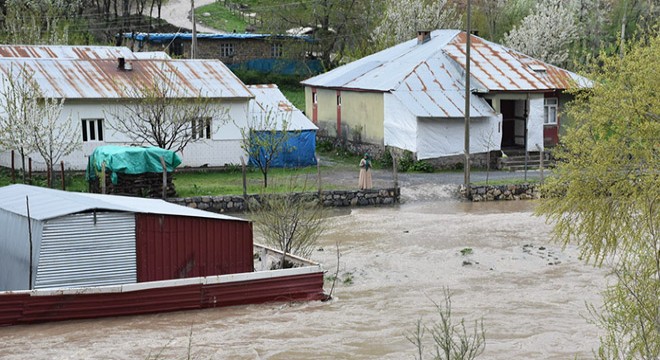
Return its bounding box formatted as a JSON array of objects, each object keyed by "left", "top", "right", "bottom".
[
  {"left": 228, "top": 59, "right": 323, "bottom": 76},
  {"left": 249, "top": 130, "right": 317, "bottom": 168}
]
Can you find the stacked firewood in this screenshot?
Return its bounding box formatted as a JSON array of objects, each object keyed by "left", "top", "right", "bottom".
[{"left": 89, "top": 172, "right": 176, "bottom": 198}]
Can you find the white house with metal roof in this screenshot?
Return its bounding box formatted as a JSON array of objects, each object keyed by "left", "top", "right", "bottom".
[
  {"left": 301, "top": 29, "right": 591, "bottom": 165},
  {"left": 0, "top": 45, "right": 255, "bottom": 171}
]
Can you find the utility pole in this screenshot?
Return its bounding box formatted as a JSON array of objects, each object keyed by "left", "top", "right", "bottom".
[
  {"left": 464, "top": 0, "right": 471, "bottom": 191},
  {"left": 191, "top": 0, "right": 197, "bottom": 59}
]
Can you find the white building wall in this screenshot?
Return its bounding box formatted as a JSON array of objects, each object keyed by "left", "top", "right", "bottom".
[
  {"left": 526, "top": 94, "right": 545, "bottom": 151},
  {"left": 0, "top": 99, "right": 251, "bottom": 171},
  {"left": 383, "top": 94, "right": 418, "bottom": 153},
  {"left": 416, "top": 114, "right": 502, "bottom": 160}
]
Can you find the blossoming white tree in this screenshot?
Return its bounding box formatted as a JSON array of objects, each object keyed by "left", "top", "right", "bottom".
[
  {"left": 372, "top": 0, "right": 462, "bottom": 49},
  {"left": 503, "top": 0, "right": 578, "bottom": 66}
]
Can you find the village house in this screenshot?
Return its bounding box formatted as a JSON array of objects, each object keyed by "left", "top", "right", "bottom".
[
  {"left": 124, "top": 32, "right": 322, "bottom": 75},
  {"left": 0, "top": 45, "right": 282, "bottom": 171},
  {"left": 301, "top": 29, "right": 591, "bottom": 167}
]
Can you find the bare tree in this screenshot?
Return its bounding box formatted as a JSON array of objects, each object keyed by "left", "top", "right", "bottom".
[
  {"left": 250, "top": 177, "right": 328, "bottom": 269},
  {"left": 30, "top": 96, "right": 79, "bottom": 187},
  {"left": 106, "top": 68, "right": 229, "bottom": 153},
  {"left": 240, "top": 107, "right": 295, "bottom": 188},
  {"left": 407, "top": 288, "right": 486, "bottom": 360}
]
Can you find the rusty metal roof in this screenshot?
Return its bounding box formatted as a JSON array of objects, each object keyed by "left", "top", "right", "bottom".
[
  {"left": 443, "top": 32, "right": 591, "bottom": 91},
  {"left": 0, "top": 57, "right": 252, "bottom": 99},
  {"left": 0, "top": 45, "right": 137, "bottom": 60},
  {"left": 247, "top": 84, "right": 318, "bottom": 130},
  {"left": 302, "top": 30, "right": 590, "bottom": 118}
]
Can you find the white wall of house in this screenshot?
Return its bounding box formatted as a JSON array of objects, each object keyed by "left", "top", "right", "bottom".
[
  {"left": 383, "top": 93, "right": 418, "bottom": 153},
  {"left": 416, "top": 115, "right": 502, "bottom": 160},
  {"left": 526, "top": 94, "right": 545, "bottom": 151},
  {"left": 0, "top": 99, "right": 250, "bottom": 171}
]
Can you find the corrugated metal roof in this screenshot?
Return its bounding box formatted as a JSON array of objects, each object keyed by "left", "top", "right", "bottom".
[
  {"left": 0, "top": 45, "right": 136, "bottom": 60},
  {"left": 125, "top": 32, "right": 312, "bottom": 43},
  {"left": 0, "top": 184, "right": 247, "bottom": 222},
  {"left": 0, "top": 58, "right": 252, "bottom": 99},
  {"left": 301, "top": 30, "right": 462, "bottom": 91},
  {"left": 302, "top": 29, "right": 590, "bottom": 92},
  {"left": 443, "top": 32, "right": 592, "bottom": 91},
  {"left": 393, "top": 91, "right": 494, "bottom": 118},
  {"left": 247, "top": 84, "right": 318, "bottom": 131}
]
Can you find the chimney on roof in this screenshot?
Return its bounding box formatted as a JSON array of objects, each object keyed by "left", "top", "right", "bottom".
[
  {"left": 417, "top": 30, "right": 431, "bottom": 45},
  {"left": 117, "top": 57, "right": 125, "bottom": 70}
]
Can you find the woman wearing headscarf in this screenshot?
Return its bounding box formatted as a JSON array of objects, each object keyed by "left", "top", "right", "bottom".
[{"left": 358, "top": 154, "right": 373, "bottom": 190}]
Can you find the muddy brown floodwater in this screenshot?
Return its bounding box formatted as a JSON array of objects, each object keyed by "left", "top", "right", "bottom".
[{"left": 0, "top": 185, "right": 607, "bottom": 359}]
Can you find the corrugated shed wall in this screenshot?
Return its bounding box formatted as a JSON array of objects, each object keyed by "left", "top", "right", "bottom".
[
  {"left": 135, "top": 214, "right": 253, "bottom": 282},
  {"left": 35, "top": 212, "right": 136, "bottom": 289}
]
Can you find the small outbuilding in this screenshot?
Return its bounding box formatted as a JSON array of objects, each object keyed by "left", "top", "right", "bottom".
[
  {"left": 248, "top": 84, "right": 318, "bottom": 168},
  {"left": 0, "top": 184, "right": 253, "bottom": 291}
]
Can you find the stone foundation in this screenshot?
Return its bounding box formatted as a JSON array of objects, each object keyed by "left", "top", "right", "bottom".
[
  {"left": 168, "top": 188, "right": 400, "bottom": 213},
  {"left": 460, "top": 183, "right": 539, "bottom": 202}
]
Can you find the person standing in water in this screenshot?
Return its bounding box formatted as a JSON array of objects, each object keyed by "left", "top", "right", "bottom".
[{"left": 358, "top": 154, "right": 373, "bottom": 190}]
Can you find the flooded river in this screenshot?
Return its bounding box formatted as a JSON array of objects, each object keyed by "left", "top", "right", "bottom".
[{"left": 0, "top": 187, "right": 607, "bottom": 359}]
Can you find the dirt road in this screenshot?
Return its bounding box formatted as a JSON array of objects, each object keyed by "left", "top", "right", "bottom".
[{"left": 160, "top": 0, "right": 221, "bottom": 33}]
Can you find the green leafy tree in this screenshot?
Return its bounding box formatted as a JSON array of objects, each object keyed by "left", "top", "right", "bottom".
[
  {"left": 0, "top": 0, "right": 90, "bottom": 45},
  {"left": 536, "top": 33, "right": 659, "bottom": 359},
  {"left": 257, "top": 0, "right": 384, "bottom": 69}
]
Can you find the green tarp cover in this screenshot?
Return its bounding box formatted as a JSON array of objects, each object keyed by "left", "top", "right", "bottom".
[{"left": 86, "top": 145, "right": 181, "bottom": 184}]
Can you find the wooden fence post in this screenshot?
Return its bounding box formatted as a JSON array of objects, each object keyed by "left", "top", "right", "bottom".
[
  {"left": 60, "top": 161, "right": 65, "bottom": 190},
  {"left": 159, "top": 156, "right": 167, "bottom": 199},
  {"left": 316, "top": 154, "right": 321, "bottom": 196},
  {"left": 240, "top": 156, "right": 247, "bottom": 198},
  {"left": 10, "top": 150, "right": 15, "bottom": 183},
  {"left": 101, "top": 161, "right": 106, "bottom": 194}
]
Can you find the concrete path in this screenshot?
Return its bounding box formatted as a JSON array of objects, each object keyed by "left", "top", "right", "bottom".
[{"left": 160, "top": 0, "right": 223, "bottom": 33}]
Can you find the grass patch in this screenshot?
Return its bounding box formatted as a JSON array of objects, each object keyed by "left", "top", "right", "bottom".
[
  {"left": 195, "top": 2, "right": 248, "bottom": 32},
  {"left": 0, "top": 163, "right": 349, "bottom": 197},
  {"left": 173, "top": 166, "right": 333, "bottom": 197},
  {"left": 279, "top": 85, "right": 305, "bottom": 111}
]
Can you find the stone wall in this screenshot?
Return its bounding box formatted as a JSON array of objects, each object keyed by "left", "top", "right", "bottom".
[
  {"left": 168, "top": 188, "right": 400, "bottom": 213},
  {"left": 459, "top": 183, "right": 540, "bottom": 202}
]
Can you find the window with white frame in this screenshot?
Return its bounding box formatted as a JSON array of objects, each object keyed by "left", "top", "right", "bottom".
[
  {"left": 271, "top": 43, "right": 282, "bottom": 58},
  {"left": 81, "top": 119, "right": 104, "bottom": 142},
  {"left": 544, "top": 98, "right": 558, "bottom": 125},
  {"left": 220, "top": 43, "right": 235, "bottom": 57},
  {"left": 312, "top": 91, "right": 318, "bottom": 104},
  {"left": 191, "top": 117, "right": 212, "bottom": 139}
]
